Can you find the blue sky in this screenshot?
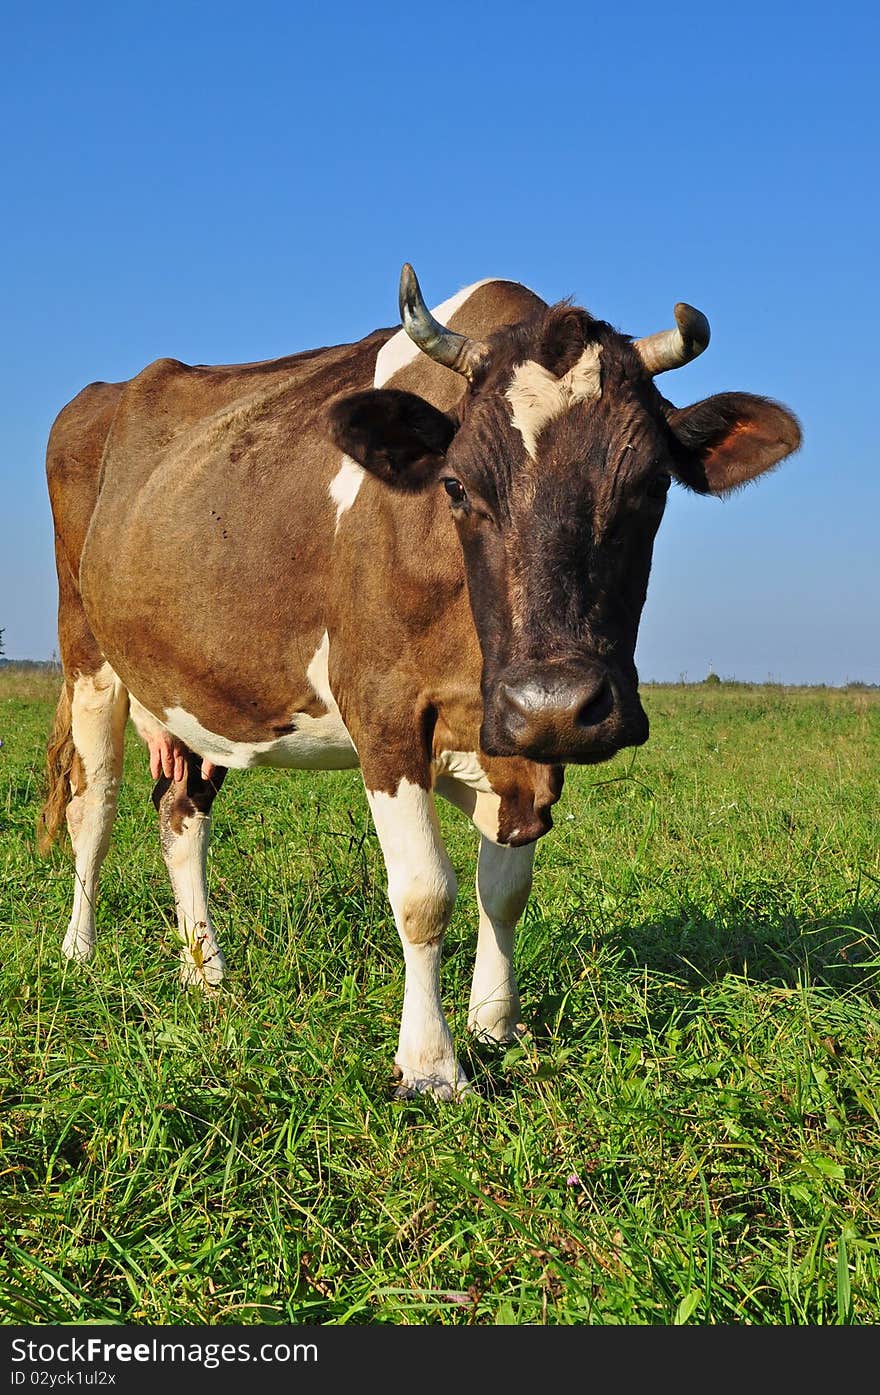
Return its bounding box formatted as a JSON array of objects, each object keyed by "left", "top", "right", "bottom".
[{"left": 2, "top": 0, "right": 877, "bottom": 682}]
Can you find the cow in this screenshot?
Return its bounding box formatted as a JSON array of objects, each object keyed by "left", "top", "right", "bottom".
[{"left": 39, "top": 265, "right": 801, "bottom": 1099}]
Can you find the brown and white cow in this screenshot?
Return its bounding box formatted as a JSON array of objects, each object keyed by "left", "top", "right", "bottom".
[{"left": 39, "top": 266, "right": 800, "bottom": 1098}]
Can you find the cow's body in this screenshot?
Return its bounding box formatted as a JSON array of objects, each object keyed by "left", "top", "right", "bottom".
[{"left": 41, "top": 270, "right": 800, "bottom": 1097}]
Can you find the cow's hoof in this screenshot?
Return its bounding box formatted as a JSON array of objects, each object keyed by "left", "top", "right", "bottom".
[
  {"left": 391, "top": 1060, "right": 471, "bottom": 1101},
  {"left": 61, "top": 927, "right": 96, "bottom": 964},
  {"left": 179, "top": 948, "right": 226, "bottom": 991}
]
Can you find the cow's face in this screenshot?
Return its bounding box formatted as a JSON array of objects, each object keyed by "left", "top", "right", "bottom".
[
  {"left": 442, "top": 315, "right": 675, "bottom": 763},
  {"left": 329, "top": 268, "right": 801, "bottom": 766}
]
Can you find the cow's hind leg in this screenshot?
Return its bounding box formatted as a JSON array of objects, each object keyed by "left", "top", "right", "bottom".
[
  {"left": 61, "top": 664, "right": 129, "bottom": 963},
  {"left": 153, "top": 751, "right": 227, "bottom": 989},
  {"left": 468, "top": 837, "right": 535, "bottom": 1044},
  {"left": 365, "top": 780, "right": 467, "bottom": 1100}
]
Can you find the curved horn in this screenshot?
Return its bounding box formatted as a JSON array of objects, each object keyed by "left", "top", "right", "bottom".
[
  {"left": 398, "top": 263, "right": 489, "bottom": 380},
  {"left": 634, "top": 303, "right": 711, "bottom": 375}
]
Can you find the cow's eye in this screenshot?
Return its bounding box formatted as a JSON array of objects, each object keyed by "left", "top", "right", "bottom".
[
  {"left": 442, "top": 478, "right": 468, "bottom": 506},
  {"left": 647, "top": 471, "right": 671, "bottom": 500}
]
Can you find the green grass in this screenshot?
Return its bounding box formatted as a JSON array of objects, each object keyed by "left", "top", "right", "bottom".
[{"left": 1, "top": 669, "right": 879, "bottom": 1324}]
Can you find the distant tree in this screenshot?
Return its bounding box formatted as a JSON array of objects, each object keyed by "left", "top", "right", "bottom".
[
  {"left": 704, "top": 671, "right": 721, "bottom": 685},
  {"left": 0, "top": 627, "right": 4, "bottom": 657}
]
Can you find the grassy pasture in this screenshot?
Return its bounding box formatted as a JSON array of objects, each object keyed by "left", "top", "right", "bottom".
[{"left": 1, "top": 668, "right": 879, "bottom": 1325}]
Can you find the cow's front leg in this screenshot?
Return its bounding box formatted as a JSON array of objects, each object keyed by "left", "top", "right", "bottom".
[
  {"left": 468, "top": 837, "right": 535, "bottom": 1043},
  {"left": 365, "top": 778, "right": 467, "bottom": 1100}
]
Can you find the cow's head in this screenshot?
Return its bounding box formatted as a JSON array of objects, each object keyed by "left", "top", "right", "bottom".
[{"left": 328, "top": 266, "right": 801, "bottom": 765}]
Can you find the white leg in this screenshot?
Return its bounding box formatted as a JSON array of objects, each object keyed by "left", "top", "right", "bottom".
[
  {"left": 365, "top": 777, "right": 466, "bottom": 1099},
  {"left": 157, "top": 778, "right": 226, "bottom": 989},
  {"left": 61, "top": 664, "right": 128, "bottom": 963},
  {"left": 468, "top": 837, "right": 535, "bottom": 1042}
]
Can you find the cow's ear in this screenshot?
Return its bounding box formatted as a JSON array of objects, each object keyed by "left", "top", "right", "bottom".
[
  {"left": 326, "top": 389, "right": 457, "bottom": 491},
  {"left": 666, "top": 392, "right": 802, "bottom": 495}
]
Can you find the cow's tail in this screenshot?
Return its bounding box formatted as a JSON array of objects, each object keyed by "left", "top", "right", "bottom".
[{"left": 37, "top": 681, "right": 74, "bottom": 854}]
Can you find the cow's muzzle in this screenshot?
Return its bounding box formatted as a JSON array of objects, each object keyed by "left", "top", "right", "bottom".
[{"left": 481, "top": 663, "right": 648, "bottom": 764}]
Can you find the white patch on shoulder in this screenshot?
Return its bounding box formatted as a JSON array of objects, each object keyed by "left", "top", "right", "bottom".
[
  {"left": 158, "top": 632, "right": 359, "bottom": 771},
  {"left": 373, "top": 279, "right": 496, "bottom": 388},
  {"left": 329, "top": 454, "right": 365, "bottom": 527},
  {"left": 506, "top": 345, "right": 603, "bottom": 458}
]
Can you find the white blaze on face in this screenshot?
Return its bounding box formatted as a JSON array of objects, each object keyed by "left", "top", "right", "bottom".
[
  {"left": 505, "top": 345, "right": 603, "bottom": 459},
  {"left": 327, "top": 278, "right": 497, "bottom": 530}
]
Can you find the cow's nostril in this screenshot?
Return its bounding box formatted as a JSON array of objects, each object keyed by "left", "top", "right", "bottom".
[{"left": 575, "top": 676, "right": 614, "bottom": 729}]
